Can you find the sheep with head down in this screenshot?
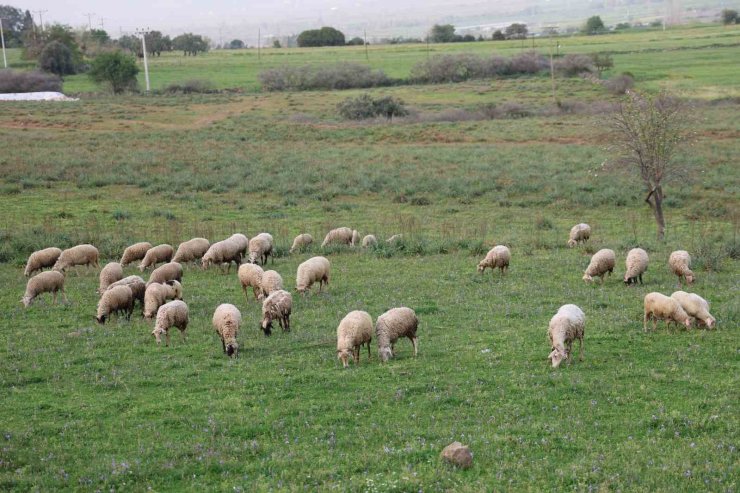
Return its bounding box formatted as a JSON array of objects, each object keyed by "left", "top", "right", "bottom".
[
  {"left": 248, "top": 233, "right": 274, "bottom": 265},
  {"left": 97, "top": 262, "right": 124, "bottom": 294},
  {"left": 336, "top": 310, "right": 373, "bottom": 368},
  {"left": 362, "top": 235, "right": 377, "bottom": 248},
  {"left": 24, "top": 247, "right": 62, "bottom": 277},
  {"left": 143, "top": 280, "right": 183, "bottom": 319},
  {"left": 96, "top": 285, "right": 134, "bottom": 324},
  {"left": 172, "top": 238, "right": 210, "bottom": 264},
  {"left": 120, "top": 242, "right": 152, "bottom": 267},
  {"left": 259, "top": 270, "right": 283, "bottom": 299},
  {"left": 582, "top": 249, "right": 616, "bottom": 283},
  {"left": 624, "top": 248, "right": 649, "bottom": 285},
  {"left": 22, "top": 271, "right": 67, "bottom": 307},
  {"left": 296, "top": 256, "right": 330, "bottom": 295},
  {"left": 202, "top": 238, "right": 242, "bottom": 273},
  {"left": 670, "top": 291, "right": 715, "bottom": 329},
  {"left": 138, "top": 244, "right": 174, "bottom": 271},
  {"left": 643, "top": 292, "right": 691, "bottom": 332},
  {"left": 229, "top": 233, "right": 249, "bottom": 260},
  {"left": 146, "top": 262, "right": 183, "bottom": 287},
  {"left": 477, "top": 245, "right": 510, "bottom": 276},
  {"left": 290, "top": 233, "right": 313, "bottom": 253},
  {"left": 375, "top": 307, "right": 418, "bottom": 363},
  {"left": 152, "top": 300, "right": 189, "bottom": 346},
  {"left": 213, "top": 303, "right": 241, "bottom": 357},
  {"left": 567, "top": 223, "right": 591, "bottom": 247},
  {"left": 547, "top": 304, "right": 585, "bottom": 368},
  {"left": 321, "top": 227, "right": 353, "bottom": 248},
  {"left": 668, "top": 250, "right": 695, "bottom": 287},
  {"left": 260, "top": 290, "right": 292, "bottom": 336},
  {"left": 106, "top": 275, "right": 146, "bottom": 311},
  {"left": 53, "top": 244, "right": 99, "bottom": 273},
  {"left": 238, "top": 263, "right": 264, "bottom": 302}
]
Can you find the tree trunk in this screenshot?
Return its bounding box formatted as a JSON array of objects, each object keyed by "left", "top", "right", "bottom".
[{"left": 646, "top": 187, "right": 666, "bottom": 241}]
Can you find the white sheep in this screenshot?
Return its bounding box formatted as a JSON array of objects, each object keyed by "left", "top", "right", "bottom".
[
  {"left": 670, "top": 291, "right": 715, "bottom": 329},
  {"left": 146, "top": 262, "right": 183, "bottom": 287},
  {"left": 289, "top": 233, "right": 313, "bottom": 253},
  {"left": 213, "top": 303, "right": 242, "bottom": 357},
  {"left": 172, "top": 237, "right": 210, "bottom": 264},
  {"left": 53, "top": 244, "right": 99, "bottom": 273},
  {"left": 120, "top": 242, "right": 152, "bottom": 267},
  {"left": 97, "top": 262, "right": 124, "bottom": 294},
  {"left": 138, "top": 244, "right": 174, "bottom": 271},
  {"left": 106, "top": 275, "right": 146, "bottom": 310},
  {"left": 228, "top": 233, "right": 249, "bottom": 259},
  {"left": 386, "top": 234, "right": 403, "bottom": 245},
  {"left": 321, "top": 227, "right": 353, "bottom": 247},
  {"left": 296, "top": 256, "right": 330, "bottom": 295},
  {"left": 336, "top": 310, "right": 373, "bottom": 368},
  {"left": 152, "top": 300, "right": 189, "bottom": 346},
  {"left": 643, "top": 292, "right": 692, "bottom": 332},
  {"left": 351, "top": 230, "right": 361, "bottom": 247},
  {"left": 237, "top": 263, "right": 264, "bottom": 302},
  {"left": 582, "top": 249, "right": 616, "bottom": 283},
  {"left": 477, "top": 245, "right": 511, "bottom": 276},
  {"left": 375, "top": 307, "right": 418, "bottom": 362},
  {"left": 547, "top": 304, "right": 585, "bottom": 368},
  {"left": 24, "top": 247, "right": 62, "bottom": 277},
  {"left": 21, "top": 270, "right": 67, "bottom": 307},
  {"left": 202, "top": 238, "right": 242, "bottom": 273},
  {"left": 668, "top": 250, "right": 695, "bottom": 287},
  {"left": 260, "top": 290, "right": 292, "bottom": 336},
  {"left": 362, "top": 235, "right": 378, "bottom": 248},
  {"left": 96, "top": 285, "right": 134, "bottom": 324},
  {"left": 567, "top": 223, "right": 591, "bottom": 247},
  {"left": 259, "top": 270, "right": 283, "bottom": 299},
  {"left": 248, "top": 233, "right": 274, "bottom": 265},
  {"left": 143, "top": 280, "right": 183, "bottom": 319},
  {"left": 624, "top": 248, "right": 649, "bottom": 285}
]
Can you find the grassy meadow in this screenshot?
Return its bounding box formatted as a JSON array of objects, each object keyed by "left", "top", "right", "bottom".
[{"left": 0, "top": 23, "right": 738, "bottom": 491}]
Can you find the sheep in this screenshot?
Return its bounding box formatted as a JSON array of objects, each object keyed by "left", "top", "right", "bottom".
[
  {"left": 260, "top": 290, "right": 292, "bottom": 336},
  {"left": 202, "top": 238, "right": 242, "bottom": 273},
  {"left": 52, "top": 244, "right": 99, "bottom": 273},
  {"left": 336, "top": 310, "right": 373, "bottom": 368},
  {"left": 213, "top": 303, "right": 242, "bottom": 357},
  {"left": 96, "top": 285, "right": 134, "bottom": 324},
  {"left": 643, "top": 292, "right": 692, "bottom": 331},
  {"left": 24, "top": 247, "right": 62, "bottom": 277},
  {"left": 567, "top": 223, "right": 591, "bottom": 247},
  {"left": 97, "top": 262, "right": 124, "bottom": 294},
  {"left": 362, "top": 235, "right": 378, "bottom": 248},
  {"left": 146, "top": 262, "right": 183, "bottom": 287},
  {"left": 21, "top": 271, "right": 67, "bottom": 307},
  {"left": 172, "top": 237, "right": 210, "bottom": 264},
  {"left": 120, "top": 242, "right": 152, "bottom": 267},
  {"left": 670, "top": 291, "right": 715, "bottom": 329},
  {"left": 582, "top": 249, "right": 616, "bottom": 283},
  {"left": 375, "top": 307, "right": 418, "bottom": 362},
  {"left": 248, "top": 233, "right": 274, "bottom": 265},
  {"left": 668, "top": 250, "right": 695, "bottom": 287},
  {"left": 477, "top": 245, "right": 511, "bottom": 276},
  {"left": 624, "top": 248, "right": 649, "bottom": 285},
  {"left": 296, "top": 256, "right": 330, "bottom": 295},
  {"left": 106, "top": 275, "right": 146, "bottom": 310},
  {"left": 152, "top": 300, "right": 189, "bottom": 346},
  {"left": 138, "top": 244, "right": 174, "bottom": 271},
  {"left": 386, "top": 234, "right": 403, "bottom": 245},
  {"left": 289, "top": 233, "right": 313, "bottom": 253},
  {"left": 351, "top": 230, "right": 361, "bottom": 247},
  {"left": 228, "top": 233, "right": 249, "bottom": 259},
  {"left": 321, "top": 227, "right": 353, "bottom": 247},
  {"left": 237, "top": 263, "right": 264, "bottom": 302},
  {"left": 547, "top": 304, "right": 585, "bottom": 368},
  {"left": 259, "top": 270, "right": 284, "bottom": 299},
  {"left": 143, "top": 280, "right": 183, "bottom": 319}
]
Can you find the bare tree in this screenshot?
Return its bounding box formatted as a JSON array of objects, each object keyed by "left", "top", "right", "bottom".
[{"left": 607, "top": 91, "right": 691, "bottom": 240}]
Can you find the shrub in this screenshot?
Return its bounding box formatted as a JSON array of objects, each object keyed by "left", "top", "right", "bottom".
[
  {"left": 584, "top": 15, "right": 606, "bottom": 34},
  {"left": 160, "top": 79, "right": 215, "bottom": 94},
  {"left": 554, "top": 54, "right": 594, "bottom": 76},
  {"left": 337, "top": 93, "right": 408, "bottom": 120},
  {"left": 88, "top": 51, "right": 139, "bottom": 94},
  {"left": 721, "top": 9, "right": 738, "bottom": 24},
  {"left": 259, "top": 63, "right": 391, "bottom": 91},
  {"left": 38, "top": 41, "right": 77, "bottom": 76},
  {"left": 297, "top": 27, "right": 345, "bottom": 47},
  {"left": 0, "top": 69, "right": 62, "bottom": 92},
  {"left": 604, "top": 74, "right": 635, "bottom": 95},
  {"left": 411, "top": 52, "right": 548, "bottom": 83},
  {"left": 346, "top": 37, "right": 365, "bottom": 46}
]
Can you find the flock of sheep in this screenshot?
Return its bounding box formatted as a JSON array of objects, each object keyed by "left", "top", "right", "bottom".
[{"left": 19, "top": 223, "right": 716, "bottom": 368}]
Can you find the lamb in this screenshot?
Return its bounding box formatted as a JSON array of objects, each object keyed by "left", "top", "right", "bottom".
[
  {"left": 547, "top": 304, "right": 585, "bottom": 368},
  {"left": 97, "top": 262, "right": 124, "bottom": 294},
  {"left": 21, "top": 271, "right": 67, "bottom": 307},
  {"left": 289, "top": 233, "right": 313, "bottom": 253},
  {"left": 375, "top": 307, "right": 418, "bottom": 362},
  {"left": 212, "top": 303, "right": 242, "bottom": 357},
  {"left": 260, "top": 290, "right": 292, "bottom": 336},
  {"left": 624, "top": 248, "right": 649, "bottom": 285},
  {"left": 143, "top": 280, "right": 183, "bottom": 319},
  {"left": 237, "top": 263, "right": 264, "bottom": 302},
  {"left": 202, "top": 238, "right": 242, "bottom": 273},
  {"left": 582, "top": 249, "right": 616, "bottom": 283},
  {"left": 152, "top": 300, "right": 189, "bottom": 346},
  {"left": 386, "top": 234, "right": 403, "bottom": 245},
  {"left": 106, "top": 275, "right": 146, "bottom": 310},
  {"left": 670, "top": 291, "right": 715, "bottom": 329},
  {"left": 668, "top": 250, "right": 695, "bottom": 287},
  {"left": 138, "top": 244, "right": 174, "bottom": 271},
  {"left": 248, "top": 233, "right": 274, "bottom": 265},
  {"left": 259, "top": 270, "right": 284, "bottom": 299},
  {"left": 172, "top": 237, "right": 210, "bottom": 264},
  {"left": 321, "top": 227, "right": 353, "bottom": 247},
  {"left": 295, "top": 256, "right": 330, "bottom": 295},
  {"left": 52, "top": 244, "right": 99, "bottom": 273},
  {"left": 477, "top": 245, "right": 511, "bottom": 276},
  {"left": 643, "top": 292, "right": 692, "bottom": 331},
  {"left": 24, "top": 247, "right": 62, "bottom": 277},
  {"left": 336, "top": 310, "right": 373, "bottom": 368},
  {"left": 146, "top": 262, "right": 183, "bottom": 287},
  {"left": 120, "top": 242, "right": 152, "bottom": 267},
  {"left": 567, "top": 223, "right": 591, "bottom": 247},
  {"left": 351, "top": 230, "right": 361, "bottom": 247},
  {"left": 228, "top": 233, "right": 249, "bottom": 259},
  {"left": 96, "top": 285, "right": 134, "bottom": 324},
  {"left": 362, "top": 235, "right": 378, "bottom": 248}
]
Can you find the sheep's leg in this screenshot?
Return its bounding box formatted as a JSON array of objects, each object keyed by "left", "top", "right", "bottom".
[
  {"left": 165, "top": 330, "right": 171, "bottom": 347},
  {"left": 410, "top": 336, "right": 418, "bottom": 357},
  {"left": 52, "top": 290, "right": 57, "bottom": 305},
  {"left": 643, "top": 312, "right": 649, "bottom": 332},
  {"left": 638, "top": 273, "right": 643, "bottom": 285},
  {"left": 61, "top": 287, "right": 68, "bottom": 304},
  {"left": 353, "top": 346, "right": 360, "bottom": 364},
  {"left": 242, "top": 285, "right": 249, "bottom": 302},
  {"left": 367, "top": 341, "right": 371, "bottom": 359},
  {"left": 221, "top": 339, "right": 226, "bottom": 353},
  {"left": 578, "top": 337, "right": 584, "bottom": 361},
  {"left": 284, "top": 315, "right": 290, "bottom": 332}
]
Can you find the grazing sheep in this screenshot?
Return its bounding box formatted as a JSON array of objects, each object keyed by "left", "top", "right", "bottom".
[
  {"left": 624, "top": 248, "right": 649, "bottom": 285},
  {"left": 321, "top": 227, "right": 353, "bottom": 247},
  {"left": 228, "top": 233, "right": 249, "bottom": 259},
  {"left": 146, "top": 262, "right": 183, "bottom": 287},
  {"left": 172, "top": 237, "right": 210, "bottom": 264},
  {"left": 362, "top": 235, "right": 378, "bottom": 248},
  {"left": 547, "top": 304, "right": 585, "bottom": 368},
  {"left": 106, "top": 275, "right": 146, "bottom": 310},
  {"left": 248, "top": 233, "right": 274, "bottom": 265},
  {"left": 260, "top": 270, "right": 284, "bottom": 299},
  {"left": 21, "top": 271, "right": 67, "bottom": 307},
  {"left": 238, "top": 263, "right": 264, "bottom": 302},
  {"left": 152, "top": 300, "right": 189, "bottom": 346},
  {"left": 669, "top": 250, "right": 695, "bottom": 287},
  {"left": 289, "top": 233, "right": 313, "bottom": 253},
  {"left": 97, "top": 262, "right": 124, "bottom": 294},
  {"left": 260, "top": 290, "right": 292, "bottom": 336},
  {"left": 213, "top": 303, "right": 242, "bottom": 357},
  {"left": 477, "top": 245, "right": 511, "bottom": 276},
  {"left": 351, "top": 230, "right": 361, "bottom": 247},
  {"left": 336, "top": 310, "right": 373, "bottom": 368},
  {"left": 582, "top": 249, "right": 616, "bottom": 283},
  {"left": 376, "top": 307, "right": 418, "bottom": 362},
  {"left": 143, "top": 280, "right": 183, "bottom": 319},
  {"left": 96, "top": 285, "right": 134, "bottom": 324},
  {"left": 53, "top": 244, "right": 99, "bottom": 273},
  {"left": 24, "top": 247, "right": 62, "bottom": 277},
  {"left": 567, "top": 223, "right": 591, "bottom": 247},
  {"left": 386, "top": 234, "right": 403, "bottom": 245},
  {"left": 138, "top": 244, "right": 174, "bottom": 271},
  {"left": 120, "top": 242, "right": 152, "bottom": 267},
  {"left": 670, "top": 291, "right": 715, "bottom": 329},
  {"left": 202, "top": 238, "right": 242, "bottom": 273},
  {"left": 643, "top": 292, "right": 691, "bottom": 332},
  {"left": 296, "top": 256, "right": 331, "bottom": 295}
]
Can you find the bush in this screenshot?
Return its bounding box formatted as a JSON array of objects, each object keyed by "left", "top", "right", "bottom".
[
  {"left": 721, "top": 9, "right": 738, "bottom": 24},
  {"left": 346, "top": 37, "right": 365, "bottom": 46},
  {"left": 297, "top": 27, "right": 345, "bottom": 47},
  {"left": 337, "top": 93, "right": 408, "bottom": 120},
  {"left": 159, "top": 79, "right": 215, "bottom": 94},
  {"left": 259, "top": 63, "right": 391, "bottom": 91},
  {"left": 38, "top": 41, "right": 77, "bottom": 76},
  {"left": 554, "top": 54, "right": 595, "bottom": 76},
  {"left": 88, "top": 51, "right": 139, "bottom": 94},
  {"left": 604, "top": 74, "right": 635, "bottom": 95},
  {"left": 0, "top": 69, "right": 62, "bottom": 92},
  {"left": 410, "top": 52, "right": 548, "bottom": 84}
]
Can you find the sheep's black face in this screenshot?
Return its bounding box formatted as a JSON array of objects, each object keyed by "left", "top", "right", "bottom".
[
  {"left": 226, "top": 343, "right": 238, "bottom": 357},
  {"left": 96, "top": 315, "right": 106, "bottom": 324},
  {"left": 260, "top": 321, "right": 272, "bottom": 336}
]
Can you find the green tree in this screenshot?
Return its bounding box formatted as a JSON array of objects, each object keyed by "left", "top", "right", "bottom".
[
  {"left": 504, "top": 23, "right": 528, "bottom": 39},
  {"left": 429, "top": 24, "right": 456, "bottom": 43},
  {"left": 145, "top": 31, "right": 172, "bottom": 56},
  {"left": 346, "top": 36, "right": 364, "bottom": 46},
  {"left": 721, "top": 9, "right": 738, "bottom": 24},
  {"left": 229, "top": 39, "right": 244, "bottom": 49},
  {"left": 38, "top": 40, "right": 77, "bottom": 76},
  {"left": 172, "top": 33, "right": 209, "bottom": 56},
  {"left": 297, "top": 27, "right": 345, "bottom": 47},
  {"left": 116, "top": 34, "right": 141, "bottom": 55},
  {"left": 272, "top": 39, "right": 281, "bottom": 48},
  {"left": 0, "top": 5, "right": 34, "bottom": 47},
  {"left": 591, "top": 53, "right": 614, "bottom": 76},
  {"left": 88, "top": 51, "right": 139, "bottom": 94},
  {"left": 492, "top": 30, "right": 505, "bottom": 41},
  {"left": 584, "top": 16, "right": 606, "bottom": 34}
]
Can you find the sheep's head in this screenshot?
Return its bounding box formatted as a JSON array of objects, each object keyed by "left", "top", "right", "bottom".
[
  {"left": 201, "top": 258, "right": 211, "bottom": 270},
  {"left": 225, "top": 341, "right": 238, "bottom": 358},
  {"left": 623, "top": 275, "right": 633, "bottom": 285},
  {"left": 476, "top": 262, "right": 486, "bottom": 273},
  {"left": 21, "top": 296, "right": 31, "bottom": 308},
  {"left": 548, "top": 348, "right": 566, "bottom": 368},
  {"left": 96, "top": 314, "right": 107, "bottom": 324},
  {"left": 152, "top": 327, "right": 165, "bottom": 344},
  {"left": 685, "top": 272, "right": 695, "bottom": 284},
  {"left": 704, "top": 316, "right": 716, "bottom": 329},
  {"left": 337, "top": 349, "right": 353, "bottom": 368},
  {"left": 582, "top": 273, "right": 593, "bottom": 283},
  {"left": 567, "top": 239, "right": 577, "bottom": 248},
  {"left": 378, "top": 346, "right": 393, "bottom": 362},
  {"left": 169, "top": 280, "right": 183, "bottom": 299},
  {"left": 260, "top": 317, "right": 273, "bottom": 336}
]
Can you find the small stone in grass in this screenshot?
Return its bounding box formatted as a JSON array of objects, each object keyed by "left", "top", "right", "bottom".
[{"left": 441, "top": 441, "right": 473, "bottom": 469}]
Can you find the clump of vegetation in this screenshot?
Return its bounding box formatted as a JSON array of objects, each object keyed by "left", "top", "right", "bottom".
[
  {"left": 38, "top": 41, "right": 77, "bottom": 76},
  {"left": 0, "top": 69, "right": 62, "bottom": 92},
  {"left": 337, "top": 93, "right": 409, "bottom": 121},
  {"left": 604, "top": 73, "right": 635, "bottom": 95},
  {"left": 159, "top": 79, "right": 215, "bottom": 94},
  {"left": 260, "top": 63, "right": 391, "bottom": 91},
  {"left": 721, "top": 9, "right": 738, "bottom": 24},
  {"left": 88, "top": 51, "right": 140, "bottom": 94},
  {"left": 411, "top": 52, "right": 549, "bottom": 84},
  {"left": 554, "top": 54, "right": 595, "bottom": 77},
  {"left": 297, "top": 27, "right": 346, "bottom": 47}
]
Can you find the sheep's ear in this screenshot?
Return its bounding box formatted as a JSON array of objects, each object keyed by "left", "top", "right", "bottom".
[{"left": 548, "top": 350, "right": 557, "bottom": 360}]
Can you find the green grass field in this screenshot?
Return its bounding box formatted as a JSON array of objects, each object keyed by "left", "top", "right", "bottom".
[{"left": 0, "top": 23, "right": 738, "bottom": 491}]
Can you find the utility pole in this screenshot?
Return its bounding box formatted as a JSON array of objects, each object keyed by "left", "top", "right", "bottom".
[
  {"left": 33, "top": 10, "right": 47, "bottom": 31},
  {"left": 0, "top": 18, "right": 7, "bottom": 69},
  {"left": 549, "top": 32, "right": 557, "bottom": 104},
  {"left": 135, "top": 28, "right": 151, "bottom": 92},
  {"left": 84, "top": 13, "right": 95, "bottom": 30},
  {"left": 99, "top": 18, "right": 105, "bottom": 30},
  {"left": 364, "top": 29, "right": 369, "bottom": 61},
  {"left": 258, "top": 28, "right": 261, "bottom": 61}
]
